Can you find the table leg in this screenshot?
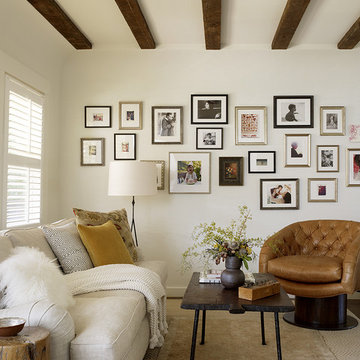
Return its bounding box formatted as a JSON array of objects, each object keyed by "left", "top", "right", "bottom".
[
  {"left": 260, "top": 311, "right": 266, "bottom": 345},
  {"left": 190, "top": 309, "right": 200, "bottom": 360},
  {"left": 274, "top": 312, "right": 282, "bottom": 360},
  {"left": 200, "top": 310, "right": 206, "bottom": 345}
]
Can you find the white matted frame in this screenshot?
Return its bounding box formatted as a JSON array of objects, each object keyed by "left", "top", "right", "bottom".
[
  {"left": 152, "top": 106, "right": 183, "bottom": 144},
  {"left": 235, "top": 106, "right": 267, "bottom": 144},
  {"left": 284, "top": 134, "right": 311, "bottom": 167},
  {"left": 320, "top": 106, "right": 345, "bottom": 136},
  {"left": 191, "top": 95, "right": 228, "bottom": 124},
  {"left": 196, "top": 128, "right": 223, "bottom": 149},
  {"left": 141, "top": 160, "right": 165, "bottom": 190},
  {"left": 308, "top": 178, "right": 338, "bottom": 202},
  {"left": 248, "top": 151, "right": 276, "bottom": 173},
  {"left": 81, "top": 138, "right": 105, "bottom": 166},
  {"left": 119, "top": 102, "right": 142, "bottom": 130},
  {"left": 169, "top": 152, "right": 210, "bottom": 194},
  {"left": 114, "top": 133, "right": 136, "bottom": 160},
  {"left": 85, "top": 106, "right": 111, "bottom": 128},
  {"left": 316, "top": 145, "right": 339, "bottom": 172},
  {"left": 346, "top": 148, "right": 360, "bottom": 187}
]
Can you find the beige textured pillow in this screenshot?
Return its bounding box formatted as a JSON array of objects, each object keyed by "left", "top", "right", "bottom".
[{"left": 72, "top": 208, "right": 137, "bottom": 261}]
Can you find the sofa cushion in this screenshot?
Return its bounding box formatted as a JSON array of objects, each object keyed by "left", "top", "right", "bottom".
[
  {"left": 0, "top": 236, "right": 14, "bottom": 263},
  {"left": 268, "top": 255, "right": 343, "bottom": 283}
]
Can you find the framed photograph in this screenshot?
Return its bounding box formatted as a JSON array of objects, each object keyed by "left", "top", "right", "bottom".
[
  {"left": 316, "top": 145, "right": 339, "bottom": 172},
  {"left": 169, "top": 152, "right": 210, "bottom": 194},
  {"left": 284, "top": 134, "right": 311, "bottom": 167},
  {"left": 196, "top": 128, "right": 223, "bottom": 149},
  {"left": 141, "top": 160, "right": 165, "bottom": 190},
  {"left": 260, "top": 178, "right": 299, "bottom": 210},
  {"left": 308, "top": 178, "right": 338, "bottom": 202},
  {"left": 273, "top": 96, "right": 313, "bottom": 128},
  {"left": 80, "top": 138, "right": 105, "bottom": 166},
  {"left": 191, "top": 95, "right": 228, "bottom": 124},
  {"left": 84, "top": 106, "right": 111, "bottom": 128},
  {"left": 320, "top": 106, "right": 345, "bottom": 136},
  {"left": 349, "top": 124, "right": 360, "bottom": 142},
  {"left": 219, "top": 157, "right": 243, "bottom": 186},
  {"left": 346, "top": 148, "right": 360, "bottom": 187},
  {"left": 119, "top": 102, "right": 142, "bottom": 130},
  {"left": 152, "top": 106, "right": 183, "bottom": 144},
  {"left": 235, "top": 106, "right": 267, "bottom": 144},
  {"left": 114, "top": 133, "right": 136, "bottom": 160},
  {"left": 248, "top": 151, "right": 276, "bottom": 173}
]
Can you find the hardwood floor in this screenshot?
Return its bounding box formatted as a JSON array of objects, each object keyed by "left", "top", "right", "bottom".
[{"left": 348, "top": 299, "right": 360, "bottom": 318}]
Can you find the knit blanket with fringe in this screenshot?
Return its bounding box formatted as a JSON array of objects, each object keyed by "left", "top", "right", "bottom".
[{"left": 65, "top": 264, "right": 167, "bottom": 348}]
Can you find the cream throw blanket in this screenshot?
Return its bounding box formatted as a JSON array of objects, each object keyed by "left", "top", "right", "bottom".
[{"left": 65, "top": 264, "right": 168, "bottom": 348}]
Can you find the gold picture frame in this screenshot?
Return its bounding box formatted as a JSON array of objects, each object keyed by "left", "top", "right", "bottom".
[
  {"left": 346, "top": 148, "right": 360, "bottom": 187},
  {"left": 284, "top": 134, "right": 311, "bottom": 167},
  {"left": 308, "top": 178, "right": 338, "bottom": 202},
  {"left": 320, "top": 106, "right": 345, "bottom": 136},
  {"left": 119, "top": 101, "right": 142, "bottom": 130},
  {"left": 141, "top": 160, "right": 165, "bottom": 190}
]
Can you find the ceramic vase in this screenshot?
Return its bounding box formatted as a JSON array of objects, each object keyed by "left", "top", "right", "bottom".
[{"left": 220, "top": 256, "right": 245, "bottom": 289}]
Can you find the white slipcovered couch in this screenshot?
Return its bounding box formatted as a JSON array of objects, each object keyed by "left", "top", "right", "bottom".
[{"left": 0, "top": 218, "right": 168, "bottom": 360}]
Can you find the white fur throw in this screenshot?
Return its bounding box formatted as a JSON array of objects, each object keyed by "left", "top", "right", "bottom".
[
  {"left": 0, "top": 247, "right": 74, "bottom": 309},
  {"left": 65, "top": 264, "right": 168, "bottom": 348}
]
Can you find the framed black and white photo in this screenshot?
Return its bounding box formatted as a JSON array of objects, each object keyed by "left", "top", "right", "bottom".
[
  {"left": 141, "top": 160, "right": 165, "bottom": 190},
  {"left": 248, "top": 151, "right": 276, "bottom": 173},
  {"left": 169, "top": 152, "right": 210, "bottom": 194},
  {"left": 152, "top": 106, "right": 183, "bottom": 144},
  {"left": 346, "top": 148, "right": 360, "bottom": 187},
  {"left": 196, "top": 128, "right": 223, "bottom": 149},
  {"left": 119, "top": 102, "right": 142, "bottom": 130},
  {"left": 273, "top": 96, "right": 313, "bottom": 128},
  {"left": 317, "top": 145, "right": 339, "bottom": 172},
  {"left": 219, "top": 157, "right": 243, "bottom": 186},
  {"left": 284, "top": 134, "right": 311, "bottom": 167},
  {"left": 80, "top": 138, "right": 105, "bottom": 166},
  {"left": 235, "top": 106, "right": 267, "bottom": 144},
  {"left": 260, "top": 178, "right": 299, "bottom": 210},
  {"left": 85, "top": 106, "right": 111, "bottom": 128},
  {"left": 191, "top": 95, "right": 228, "bottom": 124},
  {"left": 320, "top": 106, "right": 345, "bottom": 136},
  {"left": 308, "top": 178, "right": 338, "bottom": 202},
  {"left": 114, "top": 133, "right": 136, "bottom": 160}
]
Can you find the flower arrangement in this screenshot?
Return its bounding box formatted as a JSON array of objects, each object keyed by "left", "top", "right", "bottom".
[{"left": 181, "top": 205, "right": 264, "bottom": 272}]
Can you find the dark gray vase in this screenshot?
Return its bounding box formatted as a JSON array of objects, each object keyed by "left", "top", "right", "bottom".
[{"left": 221, "top": 256, "right": 245, "bottom": 289}]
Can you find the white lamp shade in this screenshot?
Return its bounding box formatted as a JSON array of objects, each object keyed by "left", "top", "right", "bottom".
[{"left": 108, "top": 161, "right": 157, "bottom": 196}]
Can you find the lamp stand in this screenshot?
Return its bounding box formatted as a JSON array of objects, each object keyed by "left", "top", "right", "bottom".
[{"left": 130, "top": 196, "right": 138, "bottom": 247}]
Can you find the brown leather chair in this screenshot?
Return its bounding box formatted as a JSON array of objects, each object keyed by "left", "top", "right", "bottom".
[{"left": 259, "top": 220, "right": 360, "bottom": 330}]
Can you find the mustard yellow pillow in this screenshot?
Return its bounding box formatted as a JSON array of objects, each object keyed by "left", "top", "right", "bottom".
[{"left": 77, "top": 220, "right": 134, "bottom": 267}]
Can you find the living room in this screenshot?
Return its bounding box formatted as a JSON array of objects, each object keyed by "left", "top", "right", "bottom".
[{"left": 0, "top": 0, "right": 360, "bottom": 359}]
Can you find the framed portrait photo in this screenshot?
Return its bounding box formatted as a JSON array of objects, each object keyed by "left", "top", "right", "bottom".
[
  {"left": 152, "top": 106, "right": 183, "bottom": 144},
  {"left": 119, "top": 102, "right": 142, "bottom": 130},
  {"left": 316, "top": 145, "right": 339, "bottom": 172},
  {"left": 191, "top": 94, "right": 228, "bottom": 124},
  {"left": 114, "top": 133, "right": 136, "bottom": 160},
  {"left": 169, "top": 152, "right": 210, "bottom": 194},
  {"left": 346, "top": 148, "right": 360, "bottom": 187},
  {"left": 196, "top": 128, "right": 223, "bottom": 149},
  {"left": 235, "top": 106, "right": 267, "bottom": 144},
  {"left": 320, "top": 106, "right": 345, "bottom": 136},
  {"left": 84, "top": 106, "right": 111, "bottom": 128},
  {"left": 308, "top": 178, "right": 338, "bottom": 202},
  {"left": 80, "top": 138, "right": 105, "bottom": 166},
  {"left": 273, "top": 96, "right": 313, "bottom": 128},
  {"left": 284, "top": 134, "right": 311, "bottom": 167},
  {"left": 141, "top": 160, "right": 165, "bottom": 190},
  {"left": 349, "top": 124, "right": 360, "bottom": 142},
  {"left": 260, "top": 178, "right": 299, "bottom": 210},
  {"left": 219, "top": 157, "right": 243, "bottom": 186},
  {"left": 248, "top": 151, "right": 276, "bottom": 174}
]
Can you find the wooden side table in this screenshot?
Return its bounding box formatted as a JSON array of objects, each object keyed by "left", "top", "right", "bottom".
[{"left": 0, "top": 326, "right": 50, "bottom": 360}]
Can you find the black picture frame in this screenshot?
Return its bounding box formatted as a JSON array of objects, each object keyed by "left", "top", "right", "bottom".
[
  {"left": 248, "top": 151, "right": 276, "bottom": 173},
  {"left": 273, "top": 96, "right": 313, "bottom": 128},
  {"left": 191, "top": 94, "right": 228, "bottom": 124},
  {"left": 114, "top": 133, "right": 136, "bottom": 160},
  {"left": 196, "top": 128, "right": 223, "bottom": 150},
  {"left": 219, "top": 157, "right": 243, "bottom": 186},
  {"left": 84, "top": 106, "right": 112, "bottom": 128}
]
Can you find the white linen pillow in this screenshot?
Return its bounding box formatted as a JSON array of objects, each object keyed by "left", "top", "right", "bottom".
[{"left": 0, "top": 247, "right": 74, "bottom": 309}]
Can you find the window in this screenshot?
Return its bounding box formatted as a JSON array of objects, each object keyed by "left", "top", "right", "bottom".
[{"left": 2, "top": 75, "right": 44, "bottom": 228}]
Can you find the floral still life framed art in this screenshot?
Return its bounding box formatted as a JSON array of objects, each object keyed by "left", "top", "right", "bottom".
[
  {"left": 196, "top": 128, "right": 223, "bottom": 149},
  {"left": 114, "top": 133, "right": 136, "bottom": 160},
  {"left": 80, "top": 138, "right": 105, "bottom": 166},
  {"left": 320, "top": 106, "right": 345, "bottom": 136},
  {"left": 346, "top": 148, "right": 360, "bottom": 186},
  {"left": 284, "top": 134, "right": 311, "bottom": 167},
  {"left": 84, "top": 106, "right": 111, "bottom": 128},
  {"left": 260, "top": 178, "right": 299, "bottom": 210},
  {"left": 169, "top": 152, "right": 210, "bottom": 194},
  {"left": 349, "top": 124, "right": 360, "bottom": 142},
  {"left": 141, "top": 160, "right": 165, "bottom": 190},
  {"left": 308, "top": 178, "right": 338, "bottom": 202},
  {"left": 235, "top": 106, "right": 267, "bottom": 144},
  {"left": 248, "top": 151, "right": 276, "bottom": 173},
  {"left": 219, "top": 157, "right": 243, "bottom": 186},
  {"left": 119, "top": 102, "right": 142, "bottom": 130},
  {"left": 152, "top": 106, "right": 183, "bottom": 144},
  {"left": 316, "top": 145, "right": 339, "bottom": 172},
  {"left": 191, "top": 94, "right": 228, "bottom": 124}
]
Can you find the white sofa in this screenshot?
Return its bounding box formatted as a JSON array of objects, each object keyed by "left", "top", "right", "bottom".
[{"left": 0, "top": 219, "right": 167, "bottom": 360}]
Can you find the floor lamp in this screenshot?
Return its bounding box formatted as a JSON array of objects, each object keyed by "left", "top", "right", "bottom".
[{"left": 108, "top": 161, "right": 157, "bottom": 247}]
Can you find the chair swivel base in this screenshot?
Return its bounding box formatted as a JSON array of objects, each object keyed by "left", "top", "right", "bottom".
[{"left": 283, "top": 294, "right": 358, "bottom": 331}]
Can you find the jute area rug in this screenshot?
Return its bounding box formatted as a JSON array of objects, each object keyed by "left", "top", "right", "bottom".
[{"left": 144, "top": 299, "right": 360, "bottom": 360}]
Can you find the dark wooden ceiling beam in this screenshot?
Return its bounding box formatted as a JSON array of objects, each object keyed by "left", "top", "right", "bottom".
[
  {"left": 27, "top": 0, "right": 92, "bottom": 50},
  {"left": 114, "top": 0, "right": 155, "bottom": 49},
  {"left": 338, "top": 17, "right": 360, "bottom": 49},
  {"left": 202, "top": 0, "right": 221, "bottom": 50},
  {"left": 272, "top": 0, "right": 311, "bottom": 50}
]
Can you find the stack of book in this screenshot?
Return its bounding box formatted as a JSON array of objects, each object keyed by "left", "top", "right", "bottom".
[
  {"left": 238, "top": 273, "right": 280, "bottom": 301},
  {"left": 199, "top": 269, "right": 222, "bottom": 283}
]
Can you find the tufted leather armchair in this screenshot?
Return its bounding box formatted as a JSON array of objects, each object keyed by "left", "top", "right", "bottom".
[{"left": 259, "top": 220, "right": 360, "bottom": 330}]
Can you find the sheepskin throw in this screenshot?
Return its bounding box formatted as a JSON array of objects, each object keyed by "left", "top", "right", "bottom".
[{"left": 65, "top": 264, "right": 167, "bottom": 348}]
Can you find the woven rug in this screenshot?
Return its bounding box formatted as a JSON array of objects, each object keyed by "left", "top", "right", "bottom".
[{"left": 144, "top": 299, "right": 360, "bottom": 360}]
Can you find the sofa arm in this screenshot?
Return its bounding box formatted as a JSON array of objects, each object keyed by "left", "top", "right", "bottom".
[
  {"left": 0, "top": 300, "right": 75, "bottom": 360},
  {"left": 341, "top": 237, "right": 360, "bottom": 294}
]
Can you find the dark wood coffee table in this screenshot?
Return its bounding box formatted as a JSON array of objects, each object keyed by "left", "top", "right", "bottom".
[{"left": 181, "top": 272, "right": 295, "bottom": 360}]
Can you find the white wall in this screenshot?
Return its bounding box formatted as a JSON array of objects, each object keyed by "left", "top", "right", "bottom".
[{"left": 59, "top": 47, "right": 360, "bottom": 296}]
